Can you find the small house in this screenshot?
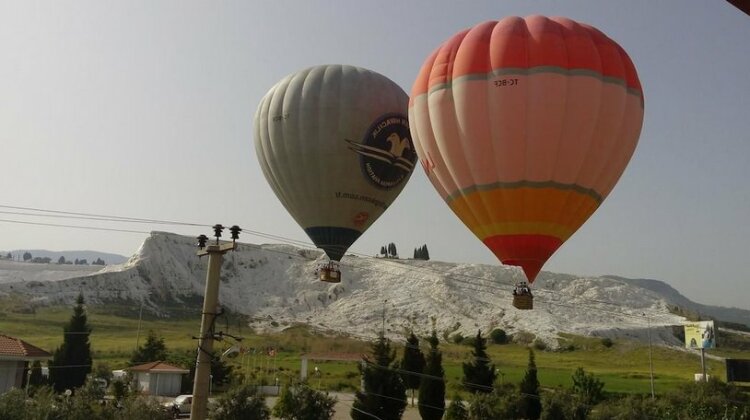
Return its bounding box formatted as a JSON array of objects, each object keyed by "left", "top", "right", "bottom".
[
  {"left": 127, "top": 361, "right": 189, "bottom": 396},
  {"left": 0, "top": 334, "right": 51, "bottom": 393}
]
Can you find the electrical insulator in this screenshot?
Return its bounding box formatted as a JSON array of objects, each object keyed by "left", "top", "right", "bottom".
[
  {"left": 212, "top": 224, "right": 224, "bottom": 241},
  {"left": 197, "top": 234, "right": 208, "bottom": 249},
  {"left": 229, "top": 225, "right": 242, "bottom": 243}
]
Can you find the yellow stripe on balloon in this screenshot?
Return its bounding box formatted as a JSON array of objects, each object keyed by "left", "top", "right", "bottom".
[{"left": 447, "top": 187, "right": 600, "bottom": 240}]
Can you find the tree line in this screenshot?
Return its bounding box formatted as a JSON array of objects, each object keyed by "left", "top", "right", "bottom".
[
  {"left": 377, "top": 243, "right": 430, "bottom": 260},
  {"left": 6, "top": 252, "right": 107, "bottom": 265},
  {"left": 350, "top": 327, "right": 749, "bottom": 420},
  {"left": 13, "top": 297, "right": 750, "bottom": 420}
]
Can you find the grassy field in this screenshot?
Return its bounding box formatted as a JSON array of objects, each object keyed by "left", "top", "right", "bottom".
[{"left": 1, "top": 297, "right": 747, "bottom": 398}]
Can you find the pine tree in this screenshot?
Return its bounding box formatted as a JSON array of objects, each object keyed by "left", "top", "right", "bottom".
[
  {"left": 518, "top": 349, "right": 542, "bottom": 420},
  {"left": 400, "top": 331, "right": 425, "bottom": 406},
  {"left": 381, "top": 246, "right": 387, "bottom": 256},
  {"left": 462, "top": 330, "right": 496, "bottom": 393},
  {"left": 130, "top": 330, "right": 167, "bottom": 365},
  {"left": 351, "top": 333, "right": 406, "bottom": 420},
  {"left": 418, "top": 329, "right": 445, "bottom": 420},
  {"left": 423, "top": 245, "right": 430, "bottom": 260},
  {"left": 413, "top": 248, "right": 418, "bottom": 259},
  {"left": 49, "top": 292, "right": 92, "bottom": 393}
]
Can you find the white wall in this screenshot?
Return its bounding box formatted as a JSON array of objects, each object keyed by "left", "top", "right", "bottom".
[
  {"left": 149, "top": 373, "right": 183, "bottom": 396},
  {"left": 133, "top": 371, "right": 183, "bottom": 396},
  {"left": 0, "top": 361, "right": 24, "bottom": 393}
]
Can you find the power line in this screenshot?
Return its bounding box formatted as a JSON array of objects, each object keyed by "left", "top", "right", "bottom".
[
  {"left": 0, "top": 204, "right": 207, "bottom": 227},
  {"left": 0, "top": 218, "right": 150, "bottom": 234}
]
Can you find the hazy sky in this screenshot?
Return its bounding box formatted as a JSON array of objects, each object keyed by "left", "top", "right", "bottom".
[{"left": 2, "top": 1, "right": 749, "bottom": 310}]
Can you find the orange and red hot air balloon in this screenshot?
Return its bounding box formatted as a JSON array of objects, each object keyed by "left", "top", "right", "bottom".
[{"left": 409, "top": 16, "right": 644, "bottom": 309}]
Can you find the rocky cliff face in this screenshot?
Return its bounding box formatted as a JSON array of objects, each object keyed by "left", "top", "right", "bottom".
[{"left": 2, "top": 231, "right": 746, "bottom": 347}]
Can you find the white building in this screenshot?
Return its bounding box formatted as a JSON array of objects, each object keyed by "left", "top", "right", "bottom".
[
  {"left": 0, "top": 334, "right": 51, "bottom": 393},
  {"left": 127, "top": 361, "right": 189, "bottom": 396}
]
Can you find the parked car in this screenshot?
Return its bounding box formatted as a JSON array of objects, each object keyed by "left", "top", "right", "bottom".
[{"left": 163, "top": 394, "right": 192, "bottom": 418}]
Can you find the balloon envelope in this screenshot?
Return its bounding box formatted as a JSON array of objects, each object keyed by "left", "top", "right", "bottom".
[
  {"left": 409, "top": 16, "right": 644, "bottom": 283},
  {"left": 255, "top": 65, "right": 415, "bottom": 261}
]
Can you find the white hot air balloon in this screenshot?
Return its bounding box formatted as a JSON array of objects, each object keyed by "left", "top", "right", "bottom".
[{"left": 255, "top": 65, "right": 416, "bottom": 282}]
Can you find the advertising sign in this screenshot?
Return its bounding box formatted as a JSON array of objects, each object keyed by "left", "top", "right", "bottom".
[{"left": 684, "top": 321, "right": 716, "bottom": 349}]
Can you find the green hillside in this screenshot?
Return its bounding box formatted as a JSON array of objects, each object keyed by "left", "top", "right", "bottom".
[{"left": 1, "top": 297, "right": 748, "bottom": 397}]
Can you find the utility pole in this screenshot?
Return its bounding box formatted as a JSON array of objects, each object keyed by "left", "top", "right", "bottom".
[
  {"left": 134, "top": 298, "right": 145, "bottom": 352},
  {"left": 191, "top": 224, "right": 241, "bottom": 420},
  {"left": 645, "top": 313, "right": 655, "bottom": 399},
  {"left": 381, "top": 299, "right": 387, "bottom": 336}
]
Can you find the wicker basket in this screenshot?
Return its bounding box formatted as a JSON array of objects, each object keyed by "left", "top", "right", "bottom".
[
  {"left": 512, "top": 294, "right": 533, "bottom": 310},
  {"left": 318, "top": 268, "right": 341, "bottom": 283}
]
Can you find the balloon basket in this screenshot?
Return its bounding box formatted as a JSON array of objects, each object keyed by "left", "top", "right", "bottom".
[
  {"left": 512, "top": 282, "right": 533, "bottom": 310},
  {"left": 317, "top": 262, "right": 341, "bottom": 283},
  {"left": 512, "top": 294, "right": 533, "bottom": 310}
]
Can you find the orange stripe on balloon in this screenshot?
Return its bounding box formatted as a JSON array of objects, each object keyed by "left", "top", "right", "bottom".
[{"left": 447, "top": 187, "right": 600, "bottom": 240}]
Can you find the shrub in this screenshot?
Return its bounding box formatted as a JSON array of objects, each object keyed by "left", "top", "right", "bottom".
[
  {"left": 452, "top": 333, "right": 465, "bottom": 344},
  {"left": 601, "top": 337, "right": 613, "bottom": 348},
  {"left": 489, "top": 328, "right": 508, "bottom": 344},
  {"left": 468, "top": 384, "right": 520, "bottom": 419},
  {"left": 273, "top": 383, "right": 337, "bottom": 420},
  {"left": 212, "top": 383, "right": 270, "bottom": 420},
  {"left": 571, "top": 367, "right": 605, "bottom": 406},
  {"left": 445, "top": 395, "right": 469, "bottom": 420},
  {"left": 541, "top": 389, "right": 589, "bottom": 420},
  {"left": 532, "top": 339, "right": 547, "bottom": 351}
]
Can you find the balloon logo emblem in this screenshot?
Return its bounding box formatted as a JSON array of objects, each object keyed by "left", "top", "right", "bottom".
[{"left": 345, "top": 113, "right": 416, "bottom": 189}]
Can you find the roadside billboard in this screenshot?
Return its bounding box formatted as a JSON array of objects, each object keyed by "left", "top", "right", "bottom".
[{"left": 684, "top": 321, "right": 716, "bottom": 349}]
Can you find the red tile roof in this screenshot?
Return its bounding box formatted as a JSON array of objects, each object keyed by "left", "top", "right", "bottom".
[
  {"left": 0, "top": 335, "right": 52, "bottom": 359},
  {"left": 127, "top": 361, "right": 189, "bottom": 374}
]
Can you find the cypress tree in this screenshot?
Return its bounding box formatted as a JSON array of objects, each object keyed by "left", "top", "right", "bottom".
[
  {"left": 49, "top": 292, "right": 92, "bottom": 393},
  {"left": 418, "top": 329, "right": 445, "bottom": 420},
  {"left": 400, "top": 331, "right": 426, "bottom": 406},
  {"left": 462, "top": 330, "right": 496, "bottom": 393},
  {"left": 423, "top": 245, "right": 430, "bottom": 260},
  {"left": 352, "top": 333, "right": 406, "bottom": 420},
  {"left": 519, "top": 349, "right": 542, "bottom": 420}
]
